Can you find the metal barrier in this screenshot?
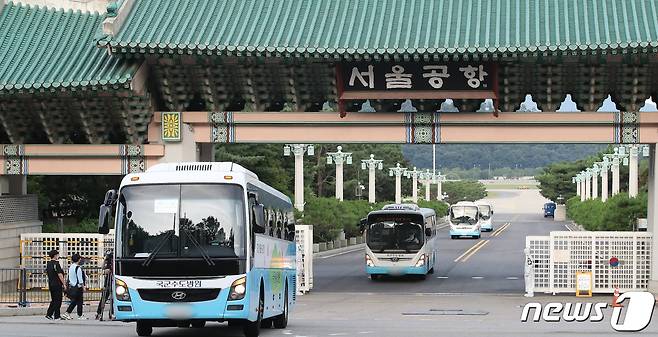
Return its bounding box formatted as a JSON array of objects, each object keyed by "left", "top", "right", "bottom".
[
  {"left": 526, "top": 231, "right": 652, "bottom": 294},
  {"left": 0, "top": 267, "right": 104, "bottom": 306}
]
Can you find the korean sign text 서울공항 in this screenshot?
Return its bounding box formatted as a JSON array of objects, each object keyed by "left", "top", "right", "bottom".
[{"left": 342, "top": 62, "right": 494, "bottom": 92}]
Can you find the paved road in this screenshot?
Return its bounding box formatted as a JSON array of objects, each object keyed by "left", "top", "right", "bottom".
[{"left": 314, "top": 192, "right": 568, "bottom": 294}]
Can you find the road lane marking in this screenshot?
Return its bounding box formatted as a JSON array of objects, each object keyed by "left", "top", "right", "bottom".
[
  {"left": 453, "top": 240, "right": 488, "bottom": 262},
  {"left": 460, "top": 240, "right": 490, "bottom": 262},
  {"left": 506, "top": 277, "right": 519, "bottom": 280},
  {"left": 436, "top": 276, "right": 448, "bottom": 279},
  {"left": 318, "top": 247, "right": 364, "bottom": 259},
  {"left": 564, "top": 224, "right": 573, "bottom": 231},
  {"left": 492, "top": 222, "right": 511, "bottom": 237},
  {"left": 471, "top": 276, "right": 484, "bottom": 279},
  {"left": 490, "top": 222, "right": 508, "bottom": 236}
]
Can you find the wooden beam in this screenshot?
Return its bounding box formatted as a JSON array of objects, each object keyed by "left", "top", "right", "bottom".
[{"left": 340, "top": 90, "right": 496, "bottom": 100}]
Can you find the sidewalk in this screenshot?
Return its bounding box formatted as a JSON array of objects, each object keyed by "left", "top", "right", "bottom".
[{"left": 0, "top": 302, "right": 97, "bottom": 317}]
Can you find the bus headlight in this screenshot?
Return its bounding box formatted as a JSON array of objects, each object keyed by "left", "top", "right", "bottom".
[
  {"left": 365, "top": 254, "right": 374, "bottom": 267},
  {"left": 229, "top": 277, "right": 246, "bottom": 301},
  {"left": 415, "top": 254, "right": 426, "bottom": 267},
  {"left": 115, "top": 278, "right": 131, "bottom": 301}
]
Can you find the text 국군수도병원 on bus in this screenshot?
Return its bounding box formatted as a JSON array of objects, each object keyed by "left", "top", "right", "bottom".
[{"left": 98, "top": 162, "right": 296, "bottom": 337}]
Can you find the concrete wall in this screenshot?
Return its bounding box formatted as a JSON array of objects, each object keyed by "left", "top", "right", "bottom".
[
  {"left": 13, "top": 0, "right": 111, "bottom": 13},
  {"left": 0, "top": 222, "right": 42, "bottom": 268}
]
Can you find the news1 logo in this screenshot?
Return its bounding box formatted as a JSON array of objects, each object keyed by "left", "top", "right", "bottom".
[{"left": 521, "top": 292, "right": 656, "bottom": 332}]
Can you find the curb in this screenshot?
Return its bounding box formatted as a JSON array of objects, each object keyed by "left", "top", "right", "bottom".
[
  {"left": 0, "top": 304, "right": 96, "bottom": 317},
  {"left": 313, "top": 244, "right": 364, "bottom": 259}
]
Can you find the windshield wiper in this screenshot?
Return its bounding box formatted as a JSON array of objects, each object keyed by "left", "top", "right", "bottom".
[
  {"left": 142, "top": 230, "right": 175, "bottom": 267},
  {"left": 182, "top": 229, "right": 215, "bottom": 266}
]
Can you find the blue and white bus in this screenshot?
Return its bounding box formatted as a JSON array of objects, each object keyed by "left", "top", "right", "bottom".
[
  {"left": 363, "top": 205, "right": 437, "bottom": 280},
  {"left": 449, "top": 201, "right": 481, "bottom": 239},
  {"left": 98, "top": 162, "right": 296, "bottom": 337},
  {"left": 476, "top": 202, "right": 494, "bottom": 232}
]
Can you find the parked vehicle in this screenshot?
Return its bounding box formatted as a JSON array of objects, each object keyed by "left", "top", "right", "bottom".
[{"left": 543, "top": 202, "right": 556, "bottom": 217}]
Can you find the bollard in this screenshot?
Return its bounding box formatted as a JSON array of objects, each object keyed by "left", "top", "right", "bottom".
[
  {"left": 319, "top": 242, "right": 327, "bottom": 252},
  {"left": 313, "top": 243, "right": 320, "bottom": 253},
  {"left": 341, "top": 239, "right": 348, "bottom": 247},
  {"left": 349, "top": 237, "right": 357, "bottom": 245},
  {"left": 333, "top": 240, "right": 341, "bottom": 249},
  {"left": 327, "top": 241, "right": 334, "bottom": 250},
  {"left": 19, "top": 268, "right": 27, "bottom": 307}
]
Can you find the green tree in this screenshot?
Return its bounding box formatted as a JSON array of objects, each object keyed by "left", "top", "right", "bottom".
[{"left": 442, "top": 180, "right": 487, "bottom": 204}]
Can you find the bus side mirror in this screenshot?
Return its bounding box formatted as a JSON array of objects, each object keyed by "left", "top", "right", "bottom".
[
  {"left": 424, "top": 228, "right": 432, "bottom": 237},
  {"left": 359, "top": 218, "right": 367, "bottom": 233},
  {"left": 98, "top": 189, "right": 117, "bottom": 234},
  {"left": 252, "top": 204, "right": 266, "bottom": 234},
  {"left": 98, "top": 204, "right": 111, "bottom": 234}
]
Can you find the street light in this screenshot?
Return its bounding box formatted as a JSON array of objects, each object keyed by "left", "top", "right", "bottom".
[
  {"left": 361, "top": 154, "right": 383, "bottom": 203},
  {"left": 283, "top": 144, "right": 314, "bottom": 211},
  {"left": 389, "top": 163, "right": 407, "bottom": 204},
  {"left": 326, "top": 146, "right": 352, "bottom": 201},
  {"left": 405, "top": 167, "right": 422, "bottom": 203}
]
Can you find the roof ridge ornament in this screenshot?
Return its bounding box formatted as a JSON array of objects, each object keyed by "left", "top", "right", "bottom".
[
  {"left": 556, "top": 94, "right": 581, "bottom": 112},
  {"left": 439, "top": 99, "right": 459, "bottom": 113},
  {"left": 639, "top": 97, "right": 658, "bottom": 112},
  {"left": 597, "top": 95, "right": 620, "bottom": 112},
  {"left": 398, "top": 99, "right": 417, "bottom": 113},
  {"left": 516, "top": 94, "right": 541, "bottom": 112}
]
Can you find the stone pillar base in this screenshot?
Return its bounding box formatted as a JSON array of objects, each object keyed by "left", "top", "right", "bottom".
[{"left": 554, "top": 205, "right": 567, "bottom": 221}]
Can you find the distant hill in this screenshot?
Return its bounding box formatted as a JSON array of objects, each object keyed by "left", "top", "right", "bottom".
[{"left": 403, "top": 144, "right": 607, "bottom": 169}]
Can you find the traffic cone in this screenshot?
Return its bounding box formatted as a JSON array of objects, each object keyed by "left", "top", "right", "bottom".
[{"left": 611, "top": 286, "right": 623, "bottom": 307}]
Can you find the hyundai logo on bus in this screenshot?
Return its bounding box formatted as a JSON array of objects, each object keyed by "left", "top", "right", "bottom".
[
  {"left": 521, "top": 292, "right": 656, "bottom": 332},
  {"left": 171, "top": 291, "right": 187, "bottom": 301}
]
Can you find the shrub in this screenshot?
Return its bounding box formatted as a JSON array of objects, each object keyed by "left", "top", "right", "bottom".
[{"left": 567, "top": 193, "right": 647, "bottom": 231}]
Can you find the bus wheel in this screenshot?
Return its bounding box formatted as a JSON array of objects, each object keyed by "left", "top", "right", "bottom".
[
  {"left": 428, "top": 267, "right": 434, "bottom": 274},
  {"left": 418, "top": 274, "right": 427, "bottom": 280},
  {"left": 243, "top": 286, "right": 264, "bottom": 337},
  {"left": 370, "top": 274, "right": 380, "bottom": 280},
  {"left": 136, "top": 321, "right": 152, "bottom": 337},
  {"left": 260, "top": 318, "right": 272, "bottom": 328},
  {"left": 450, "top": 235, "right": 457, "bottom": 239},
  {"left": 273, "top": 285, "right": 289, "bottom": 329},
  {"left": 191, "top": 321, "right": 206, "bottom": 328}
]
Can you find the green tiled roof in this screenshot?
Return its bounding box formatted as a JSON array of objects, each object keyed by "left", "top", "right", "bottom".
[
  {"left": 0, "top": 1, "right": 138, "bottom": 94},
  {"left": 103, "top": 0, "right": 658, "bottom": 58}
]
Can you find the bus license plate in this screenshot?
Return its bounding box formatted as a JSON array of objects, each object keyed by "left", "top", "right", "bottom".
[
  {"left": 166, "top": 304, "right": 192, "bottom": 319},
  {"left": 156, "top": 280, "right": 202, "bottom": 288}
]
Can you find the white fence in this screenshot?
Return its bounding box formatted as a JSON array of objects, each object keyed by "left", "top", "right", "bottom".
[
  {"left": 295, "top": 224, "right": 313, "bottom": 294},
  {"left": 526, "top": 231, "right": 652, "bottom": 294},
  {"left": 20, "top": 232, "right": 114, "bottom": 290}
]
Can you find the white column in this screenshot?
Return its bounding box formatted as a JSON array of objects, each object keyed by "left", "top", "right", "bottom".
[
  {"left": 585, "top": 173, "right": 591, "bottom": 200},
  {"left": 436, "top": 179, "right": 443, "bottom": 201},
  {"left": 368, "top": 165, "right": 376, "bottom": 203},
  {"left": 629, "top": 146, "right": 639, "bottom": 198},
  {"left": 335, "top": 162, "right": 343, "bottom": 201},
  {"left": 591, "top": 170, "right": 598, "bottom": 199},
  {"left": 612, "top": 158, "right": 620, "bottom": 195},
  {"left": 601, "top": 168, "right": 609, "bottom": 202},
  {"left": 576, "top": 178, "right": 581, "bottom": 196},
  {"left": 424, "top": 180, "right": 431, "bottom": 201},
  {"left": 294, "top": 150, "right": 304, "bottom": 211},
  {"left": 395, "top": 174, "right": 402, "bottom": 204},
  {"left": 647, "top": 144, "right": 658, "bottom": 293}
]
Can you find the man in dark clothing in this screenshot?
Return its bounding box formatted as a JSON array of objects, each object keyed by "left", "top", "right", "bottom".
[{"left": 45, "top": 249, "right": 67, "bottom": 320}]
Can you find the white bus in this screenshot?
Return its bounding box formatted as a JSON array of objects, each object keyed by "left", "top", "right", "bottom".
[
  {"left": 449, "top": 201, "right": 481, "bottom": 239},
  {"left": 363, "top": 205, "right": 437, "bottom": 280},
  {"left": 476, "top": 201, "right": 494, "bottom": 232},
  {"left": 98, "top": 162, "right": 296, "bottom": 337}
]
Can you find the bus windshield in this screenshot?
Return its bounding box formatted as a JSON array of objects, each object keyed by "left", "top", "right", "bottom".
[
  {"left": 450, "top": 206, "right": 479, "bottom": 225},
  {"left": 366, "top": 216, "right": 424, "bottom": 253},
  {"left": 478, "top": 205, "right": 492, "bottom": 220},
  {"left": 117, "top": 184, "right": 246, "bottom": 260}
]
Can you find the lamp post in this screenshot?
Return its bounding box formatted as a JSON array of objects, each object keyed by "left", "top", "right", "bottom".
[
  {"left": 579, "top": 172, "right": 586, "bottom": 201},
  {"left": 584, "top": 169, "right": 592, "bottom": 200},
  {"left": 327, "top": 146, "right": 352, "bottom": 201},
  {"left": 591, "top": 163, "right": 600, "bottom": 199},
  {"left": 422, "top": 170, "right": 433, "bottom": 201},
  {"left": 629, "top": 146, "right": 639, "bottom": 198},
  {"left": 361, "top": 154, "right": 383, "bottom": 203},
  {"left": 573, "top": 176, "right": 580, "bottom": 197},
  {"left": 600, "top": 158, "right": 610, "bottom": 202},
  {"left": 389, "top": 163, "right": 407, "bottom": 204},
  {"left": 405, "top": 167, "right": 422, "bottom": 203},
  {"left": 435, "top": 172, "right": 446, "bottom": 201},
  {"left": 283, "top": 144, "right": 314, "bottom": 211}
]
